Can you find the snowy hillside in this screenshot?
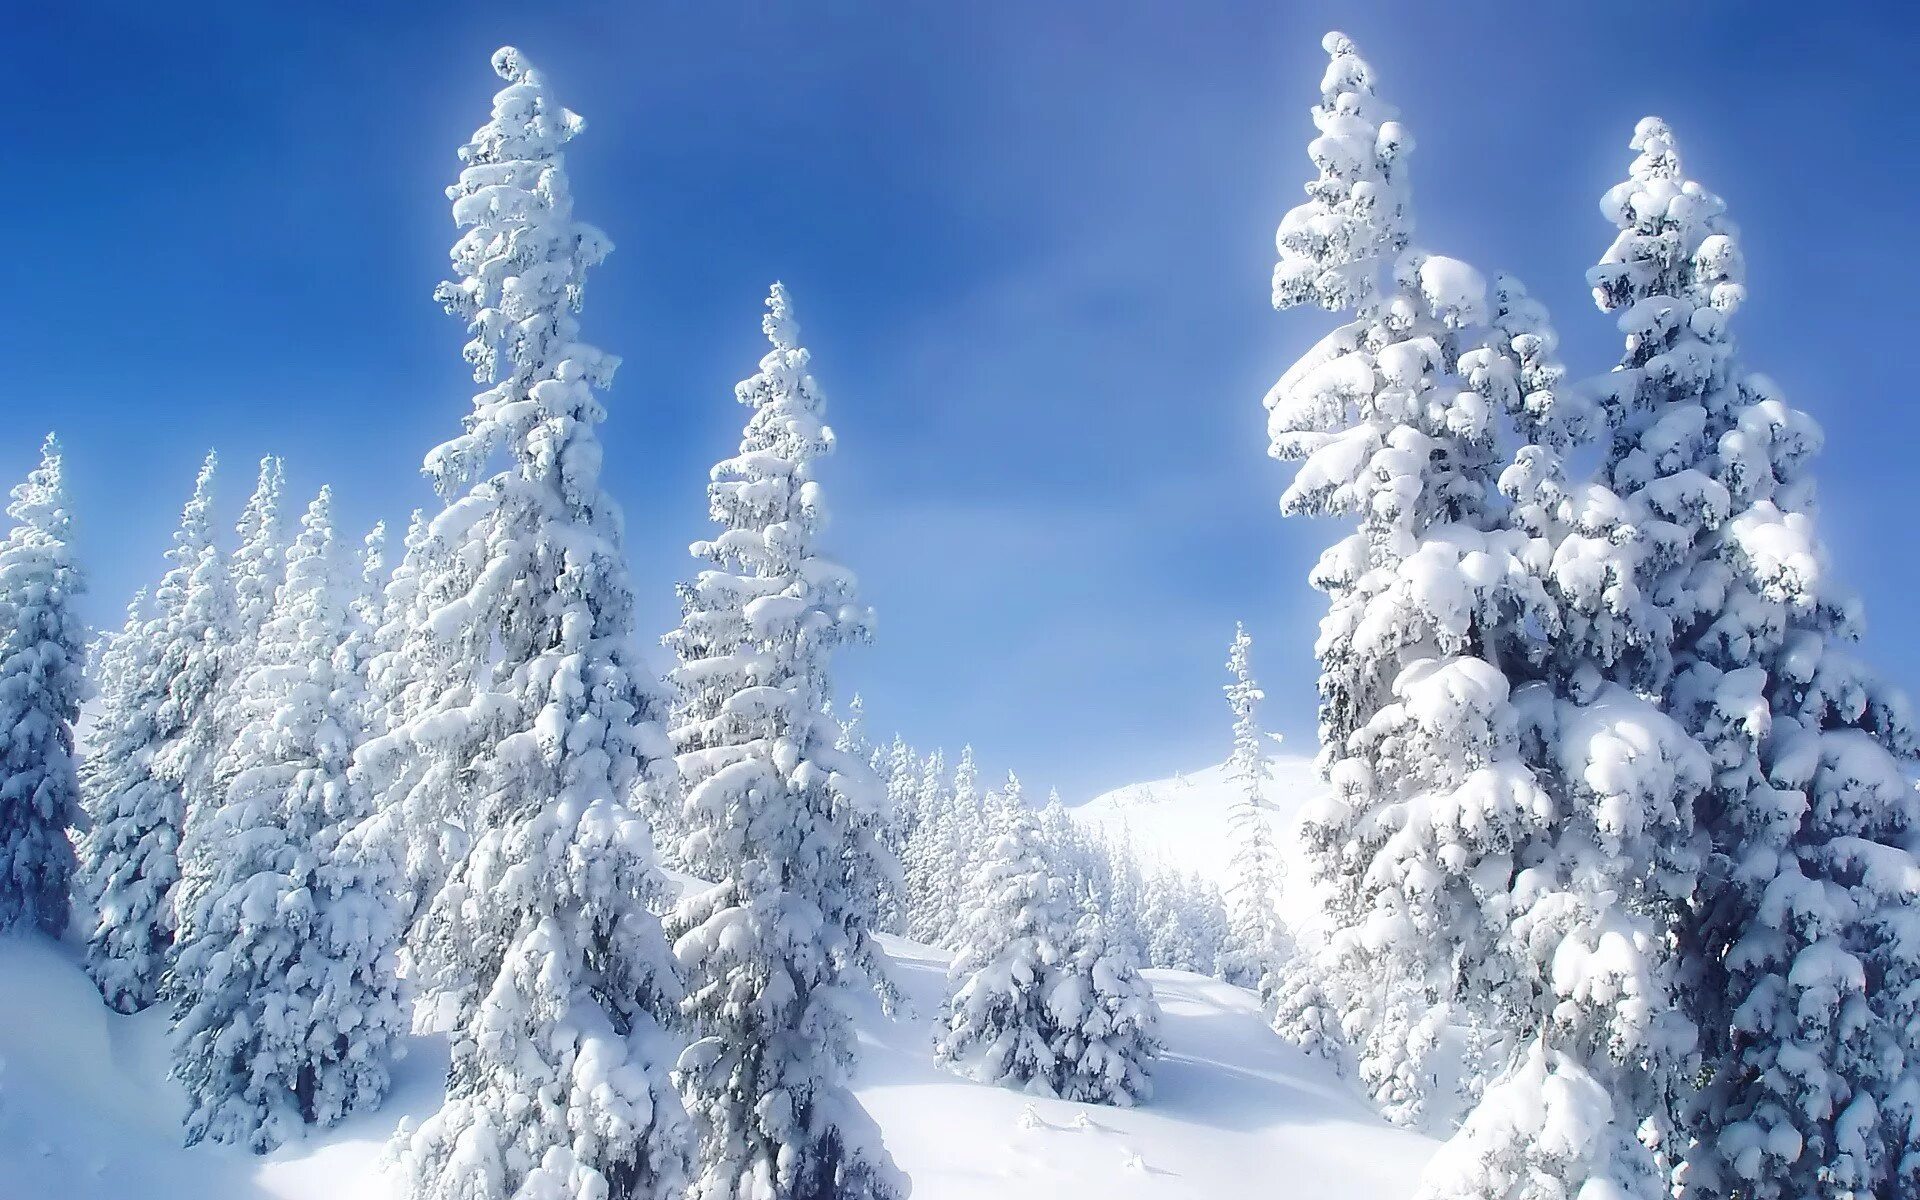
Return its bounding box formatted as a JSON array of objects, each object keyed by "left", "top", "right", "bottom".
[
  {"left": 1072, "top": 756, "right": 1327, "bottom": 923},
  {"left": 0, "top": 927, "right": 1435, "bottom": 1200},
  {"left": 1071, "top": 755, "right": 1322, "bottom": 878}
]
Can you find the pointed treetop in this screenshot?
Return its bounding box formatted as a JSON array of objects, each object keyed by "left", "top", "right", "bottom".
[
  {"left": 362, "top": 520, "right": 387, "bottom": 574},
  {"left": 299, "top": 485, "right": 334, "bottom": 538},
  {"left": 176, "top": 451, "right": 219, "bottom": 550},
  {"left": 1273, "top": 31, "right": 1414, "bottom": 314},
  {"left": 1591, "top": 116, "right": 1744, "bottom": 317},
  {"left": 237, "top": 456, "right": 283, "bottom": 524},
  {"left": 7, "top": 433, "right": 71, "bottom": 539},
  {"left": 763, "top": 281, "right": 800, "bottom": 350}
]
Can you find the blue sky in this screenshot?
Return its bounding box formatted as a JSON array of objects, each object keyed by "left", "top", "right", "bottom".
[{"left": 15, "top": 3, "right": 1918, "bottom": 802}]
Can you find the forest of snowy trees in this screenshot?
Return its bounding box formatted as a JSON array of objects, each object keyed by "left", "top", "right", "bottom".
[{"left": 1, "top": 29, "right": 1916, "bottom": 1200}]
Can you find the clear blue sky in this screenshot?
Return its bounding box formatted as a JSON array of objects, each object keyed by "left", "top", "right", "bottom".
[{"left": 14, "top": 3, "right": 1918, "bottom": 801}]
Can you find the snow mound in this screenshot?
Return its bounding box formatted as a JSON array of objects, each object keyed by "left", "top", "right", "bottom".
[{"left": 0, "top": 918, "right": 1434, "bottom": 1199}]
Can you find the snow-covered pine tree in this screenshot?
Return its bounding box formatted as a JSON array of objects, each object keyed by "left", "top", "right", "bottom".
[
  {"left": 1581, "top": 118, "right": 1920, "bottom": 1200},
  {"left": 875, "top": 735, "right": 920, "bottom": 934},
  {"left": 1269, "top": 951, "right": 1345, "bottom": 1067},
  {"left": 171, "top": 453, "right": 289, "bottom": 915},
  {"left": 350, "top": 505, "right": 465, "bottom": 931},
  {"left": 666, "top": 283, "right": 904, "bottom": 1200},
  {"left": 151, "top": 452, "right": 241, "bottom": 863},
  {"left": 1267, "top": 39, "right": 1545, "bottom": 1118},
  {"left": 1035, "top": 790, "right": 1095, "bottom": 917},
  {"left": 0, "top": 435, "right": 87, "bottom": 935},
  {"left": 900, "top": 747, "right": 951, "bottom": 943},
  {"left": 228, "top": 455, "right": 287, "bottom": 676},
  {"left": 1047, "top": 911, "right": 1161, "bottom": 1107},
  {"left": 76, "top": 452, "right": 231, "bottom": 1012},
  {"left": 388, "top": 47, "right": 691, "bottom": 1200},
  {"left": 352, "top": 521, "right": 386, "bottom": 644},
  {"left": 982, "top": 770, "right": 1026, "bottom": 844},
  {"left": 365, "top": 508, "right": 424, "bottom": 739},
  {"left": 168, "top": 487, "right": 404, "bottom": 1152},
  {"left": 835, "top": 692, "right": 871, "bottom": 761},
  {"left": 936, "top": 805, "right": 1076, "bottom": 1094},
  {"left": 931, "top": 746, "right": 988, "bottom": 946},
  {"left": 1268, "top": 40, "right": 1710, "bottom": 1172},
  {"left": 1220, "top": 624, "right": 1284, "bottom": 1000}
]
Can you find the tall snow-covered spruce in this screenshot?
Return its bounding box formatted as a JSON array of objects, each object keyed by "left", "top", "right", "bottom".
[
  {"left": 76, "top": 452, "right": 232, "bottom": 1013},
  {"left": 168, "top": 487, "right": 403, "bottom": 1152},
  {"left": 1267, "top": 31, "right": 1553, "bottom": 1128},
  {"left": 0, "top": 435, "right": 87, "bottom": 935},
  {"left": 1269, "top": 36, "right": 1710, "bottom": 1198},
  {"left": 665, "top": 284, "right": 905, "bottom": 1200},
  {"left": 1585, "top": 118, "right": 1920, "bottom": 1200},
  {"left": 227, "top": 455, "right": 288, "bottom": 683},
  {"left": 387, "top": 47, "right": 691, "bottom": 1200},
  {"left": 1220, "top": 623, "right": 1283, "bottom": 1002}
]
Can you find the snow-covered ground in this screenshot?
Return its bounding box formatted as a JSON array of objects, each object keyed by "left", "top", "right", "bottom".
[{"left": 0, "top": 912, "right": 1434, "bottom": 1199}]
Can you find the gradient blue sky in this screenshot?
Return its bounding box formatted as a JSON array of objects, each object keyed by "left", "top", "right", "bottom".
[{"left": 15, "top": 3, "right": 1918, "bottom": 801}]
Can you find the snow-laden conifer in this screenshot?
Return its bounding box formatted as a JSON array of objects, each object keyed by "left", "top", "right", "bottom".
[
  {"left": 1269, "top": 38, "right": 1709, "bottom": 1174},
  {"left": 1582, "top": 118, "right": 1920, "bottom": 1200},
  {"left": 936, "top": 805, "right": 1076, "bottom": 1093},
  {"left": 1046, "top": 912, "right": 1161, "bottom": 1107},
  {"left": 365, "top": 508, "right": 424, "bottom": 739},
  {"left": 76, "top": 452, "right": 231, "bottom": 1012},
  {"left": 666, "top": 284, "right": 904, "bottom": 1200},
  {"left": 229, "top": 455, "right": 287, "bottom": 672},
  {"left": 925, "top": 745, "right": 987, "bottom": 948},
  {"left": 875, "top": 735, "right": 921, "bottom": 934},
  {"left": 1267, "top": 41, "right": 1550, "bottom": 1117},
  {"left": 0, "top": 435, "right": 87, "bottom": 935},
  {"left": 168, "top": 488, "right": 403, "bottom": 1152},
  {"left": 387, "top": 47, "right": 691, "bottom": 1200},
  {"left": 1220, "top": 624, "right": 1284, "bottom": 1001},
  {"left": 899, "top": 747, "right": 952, "bottom": 943}
]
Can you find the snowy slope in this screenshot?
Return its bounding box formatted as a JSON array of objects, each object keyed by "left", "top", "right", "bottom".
[
  {"left": 1071, "top": 755, "right": 1328, "bottom": 926},
  {"left": 1071, "top": 755, "right": 1323, "bottom": 879},
  {"left": 0, "top": 924, "right": 1434, "bottom": 1199}
]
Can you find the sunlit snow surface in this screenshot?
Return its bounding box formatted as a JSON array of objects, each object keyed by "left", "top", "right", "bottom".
[{"left": 0, "top": 873, "right": 1433, "bottom": 1198}]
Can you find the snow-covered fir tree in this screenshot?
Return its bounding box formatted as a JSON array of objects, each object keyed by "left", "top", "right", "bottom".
[
  {"left": 351, "top": 505, "right": 461, "bottom": 931},
  {"left": 387, "top": 47, "right": 691, "bottom": 1200},
  {"left": 1046, "top": 911, "right": 1161, "bottom": 1107},
  {"left": 936, "top": 805, "right": 1076, "bottom": 1093},
  {"left": 76, "top": 452, "right": 231, "bottom": 1013},
  {"left": 1267, "top": 39, "right": 1547, "bottom": 1118},
  {"left": 228, "top": 455, "right": 287, "bottom": 676},
  {"left": 899, "top": 747, "right": 952, "bottom": 943},
  {"left": 666, "top": 283, "right": 904, "bottom": 1200},
  {"left": 927, "top": 745, "right": 987, "bottom": 948},
  {"left": 1584, "top": 118, "right": 1920, "bottom": 1200},
  {"left": 875, "top": 735, "right": 921, "bottom": 934},
  {"left": 168, "top": 487, "right": 403, "bottom": 1152},
  {"left": 364, "top": 508, "right": 424, "bottom": 739},
  {"left": 1220, "top": 624, "right": 1284, "bottom": 1000},
  {"left": 1269, "top": 38, "right": 1710, "bottom": 1183},
  {"left": 0, "top": 435, "right": 87, "bottom": 935}
]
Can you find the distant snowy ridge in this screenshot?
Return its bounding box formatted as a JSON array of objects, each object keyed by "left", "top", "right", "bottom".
[{"left": 1070, "top": 755, "right": 1328, "bottom": 928}]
